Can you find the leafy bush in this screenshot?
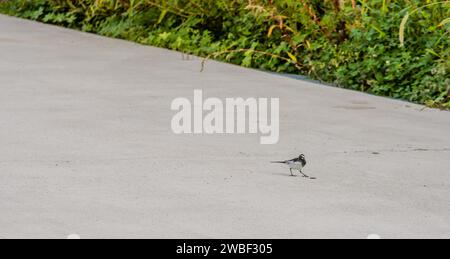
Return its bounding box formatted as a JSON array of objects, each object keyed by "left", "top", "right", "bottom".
[{"left": 1, "top": 0, "right": 449, "bottom": 108}]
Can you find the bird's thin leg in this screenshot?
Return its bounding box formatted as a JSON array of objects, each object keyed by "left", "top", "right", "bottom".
[
  {"left": 299, "top": 170, "right": 309, "bottom": 178},
  {"left": 290, "top": 168, "right": 294, "bottom": 176}
]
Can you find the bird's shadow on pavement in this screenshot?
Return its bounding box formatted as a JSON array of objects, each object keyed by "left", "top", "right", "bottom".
[{"left": 272, "top": 173, "right": 317, "bottom": 180}]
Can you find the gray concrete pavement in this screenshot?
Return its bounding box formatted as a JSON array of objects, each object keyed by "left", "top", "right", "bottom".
[{"left": 0, "top": 14, "right": 449, "bottom": 239}]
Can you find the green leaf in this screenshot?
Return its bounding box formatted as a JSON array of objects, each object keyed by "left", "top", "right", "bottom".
[
  {"left": 286, "top": 52, "right": 297, "bottom": 63},
  {"left": 158, "top": 9, "right": 168, "bottom": 24},
  {"left": 438, "top": 18, "right": 450, "bottom": 27}
]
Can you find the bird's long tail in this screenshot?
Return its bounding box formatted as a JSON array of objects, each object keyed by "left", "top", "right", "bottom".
[{"left": 271, "top": 161, "right": 286, "bottom": 164}]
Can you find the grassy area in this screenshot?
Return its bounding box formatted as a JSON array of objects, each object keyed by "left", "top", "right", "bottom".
[{"left": 1, "top": 0, "right": 449, "bottom": 108}]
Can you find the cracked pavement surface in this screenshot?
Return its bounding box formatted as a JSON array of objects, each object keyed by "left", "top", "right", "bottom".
[{"left": 0, "top": 15, "right": 449, "bottom": 238}]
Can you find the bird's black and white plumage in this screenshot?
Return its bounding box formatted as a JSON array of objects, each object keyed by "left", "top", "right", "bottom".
[{"left": 272, "top": 154, "right": 309, "bottom": 177}]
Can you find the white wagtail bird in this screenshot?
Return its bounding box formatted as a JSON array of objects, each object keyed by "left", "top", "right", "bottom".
[{"left": 271, "top": 154, "right": 309, "bottom": 178}]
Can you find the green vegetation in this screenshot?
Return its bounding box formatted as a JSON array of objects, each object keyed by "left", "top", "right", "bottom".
[{"left": 1, "top": 0, "right": 449, "bottom": 108}]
